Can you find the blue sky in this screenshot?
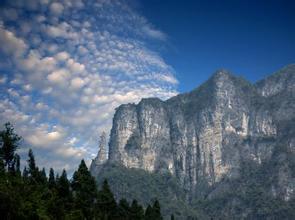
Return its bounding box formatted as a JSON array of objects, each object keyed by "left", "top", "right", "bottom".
[
  {"left": 140, "top": 0, "right": 295, "bottom": 92},
  {"left": 0, "top": 0, "right": 294, "bottom": 173}
]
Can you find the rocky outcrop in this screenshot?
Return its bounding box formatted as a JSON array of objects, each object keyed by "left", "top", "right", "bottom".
[
  {"left": 91, "top": 64, "right": 295, "bottom": 202},
  {"left": 90, "top": 132, "right": 108, "bottom": 174}
]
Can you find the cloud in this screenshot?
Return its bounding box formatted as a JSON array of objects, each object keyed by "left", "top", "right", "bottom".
[
  {"left": 71, "top": 77, "right": 86, "bottom": 89},
  {"left": 142, "top": 25, "right": 167, "bottom": 41},
  {"left": 0, "top": 75, "right": 7, "bottom": 84},
  {"left": 47, "top": 69, "right": 70, "bottom": 85},
  {"left": 0, "top": 27, "right": 28, "bottom": 57},
  {"left": 0, "top": 8, "right": 19, "bottom": 21},
  {"left": 0, "top": 0, "right": 178, "bottom": 174},
  {"left": 55, "top": 51, "right": 70, "bottom": 61},
  {"left": 50, "top": 2, "right": 64, "bottom": 15}
]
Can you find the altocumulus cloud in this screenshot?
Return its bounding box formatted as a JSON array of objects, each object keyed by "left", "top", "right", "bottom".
[{"left": 0, "top": 0, "right": 178, "bottom": 173}]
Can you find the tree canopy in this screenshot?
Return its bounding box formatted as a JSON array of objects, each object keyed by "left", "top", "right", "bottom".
[{"left": 0, "top": 123, "right": 164, "bottom": 220}]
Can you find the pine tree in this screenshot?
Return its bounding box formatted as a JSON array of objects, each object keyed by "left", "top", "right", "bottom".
[
  {"left": 130, "top": 199, "right": 144, "bottom": 220},
  {"left": 57, "top": 169, "right": 71, "bottom": 198},
  {"left": 0, "top": 122, "right": 21, "bottom": 172},
  {"left": 118, "top": 198, "right": 130, "bottom": 219},
  {"left": 27, "top": 149, "right": 38, "bottom": 180},
  {"left": 0, "top": 158, "right": 5, "bottom": 176},
  {"left": 39, "top": 167, "right": 47, "bottom": 184},
  {"left": 152, "top": 200, "right": 163, "bottom": 220},
  {"left": 96, "top": 179, "right": 117, "bottom": 219},
  {"left": 72, "top": 159, "right": 97, "bottom": 219},
  {"left": 144, "top": 204, "right": 153, "bottom": 220},
  {"left": 171, "top": 214, "right": 175, "bottom": 220},
  {"left": 48, "top": 168, "right": 55, "bottom": 189},
  {"left": 54, "top": 169, "right": 72, "bottom": 218},
  {"left": 14, "top": 153, "right": 20, "bottom": 175},
  {"left": 23, "top": 166, "right": 28, "bottom": 179}
]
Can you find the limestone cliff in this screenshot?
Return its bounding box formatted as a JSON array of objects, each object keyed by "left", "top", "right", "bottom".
[
  {"left": 91, "top": 64, "right": 295, "bottom": 204},
  {"left": 90, "top": 132, "right": 108, "bottom": 174}
]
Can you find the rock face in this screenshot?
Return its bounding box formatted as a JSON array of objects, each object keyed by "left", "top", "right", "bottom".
[
  {"left": 90, "top": 132, "right": 108, "bottom": 173},
  {"left": 91, "top": 64, "right": 295, "bottom": 203}
]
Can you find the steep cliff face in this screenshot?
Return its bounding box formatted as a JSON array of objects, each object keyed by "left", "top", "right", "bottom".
[
  {"left": 91, "top": 65, "right": 295, "bottom": 206},
  {"left": 90, "top": 132, "right": 108, "bottom": 174}
]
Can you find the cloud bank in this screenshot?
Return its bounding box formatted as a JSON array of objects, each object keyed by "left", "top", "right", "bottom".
[
  {"left": 0, "top": 0, "right": 178, "bottom": 173},
  {"left": 0, "top": 0, "right": 178, "bottom": 172}
]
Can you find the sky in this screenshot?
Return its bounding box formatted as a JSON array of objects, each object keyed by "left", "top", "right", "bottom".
[
  {"left": 139, "top": 0, "right": 295, "bottom": 92},
  {"left": 0, "top": 0, "right": 294, "bottom": 174}
]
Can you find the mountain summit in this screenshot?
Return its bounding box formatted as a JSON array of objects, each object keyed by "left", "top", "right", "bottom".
[{"left": 91, "top": 65, "right": 295, "bottom": 219}]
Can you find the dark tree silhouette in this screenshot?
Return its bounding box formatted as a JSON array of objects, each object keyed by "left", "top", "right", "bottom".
[{"left": 0, "top": 122, "right": 21, "bottom": 172}]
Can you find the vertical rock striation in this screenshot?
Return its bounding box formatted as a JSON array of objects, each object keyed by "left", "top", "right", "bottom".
[
  {"left": 90, "top": 132, "right": 108, "bottom": 173},
  {"left": 91, "top": 64, "right": 295, "bottom": 202}
]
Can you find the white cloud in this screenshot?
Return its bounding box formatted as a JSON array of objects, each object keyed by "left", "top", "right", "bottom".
[
  {"left": 78, "top": 45, "right": 88, "bottom": 55},
  {"left": 71, "top": 77, "right": 86, "bottom": 89},
  {"left": 26, "top": 129, "right": 63, "bottom": 147},
  {"left": 55, "top": 51, "right": 70, "bottom": 61},
  {"left": 66, "top": 59, "right": 85, "bottom": 73},
  {"left": 0, "top": 27, "right": 28, "bottom": 57},
  {"left": 0, "top": 75, "right": 7, "bottom": 84},
  {"left": 157, "top": 74, "right": 179, "bottom": 84},
  {"left": 47, "top": 69, "right": 70, "bottom": 84},
  {"left": 50, "top": 2, "right": 64, "bottom": 15},
  {"left": 0, "top": 0, "right": 179, "bottom": 173},
  {"left": 142, "top": 25, "right": 167, "bottom": 41}
]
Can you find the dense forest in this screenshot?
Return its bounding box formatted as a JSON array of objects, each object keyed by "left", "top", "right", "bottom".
[{"left": 0, "top": 123, "right": 165, "bottom": 220}]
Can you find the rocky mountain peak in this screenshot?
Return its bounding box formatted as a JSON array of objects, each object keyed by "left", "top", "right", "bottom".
[
  {"left": 90, "top": 132, "right": 107, "bottom": 169},
  {"left": 255, "top": 63, "right": 295, "bottom": 97},
  {"left": 91, "top": 65, "right": 295, "bottom": 205},
  {"left": 212, "top": 69, "right": 232, "bottom": 79}
]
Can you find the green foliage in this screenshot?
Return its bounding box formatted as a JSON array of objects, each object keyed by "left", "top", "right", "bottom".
[
  {"left": 14, "top": 153, "right": 20, "bottom": 175},
  {"left": 0, "top": 123, "right": 164, "bottom": 220},
  {"left": 96, "top": 179, "right": 117, "bottom": 219},
  {"left": 57, "top": 170, "right": 71, "bottom": 199},
  {"left": 144, "top": 204, "right": 153, "bottom": 220},
  {"left": 96, "top": 162, "right": 199, "bottom": 219},
  {"left": 130, "top": 199, "right": 144, "bottom": 220},
  {"left": 72, "top": 160, "right": 97, "bottom": 219},
  {"left": 118, "top": 198, "right": 131, "bottom": 219},
  {"left": 144, "top": 201, "right": 163, "bottom": 220},
  {"left": 27, "top": 149, "right": 37, "bottom": 178},
  {"left": 151, "top": 200, "right": 163, "bottom": 220},
  {"left": 0, "top": 122, "right": 21, "bottom": 172},
  {"left": 48, "top": 168, "right": 55, "bottom": 189}
]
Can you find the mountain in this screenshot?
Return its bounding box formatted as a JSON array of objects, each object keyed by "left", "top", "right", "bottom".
[{"left": 91, "top": 64, "right": 295, "bottom": 219}]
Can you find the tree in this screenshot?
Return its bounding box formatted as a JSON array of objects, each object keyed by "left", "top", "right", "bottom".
[
  {"left": 14, "top": 154, "right": 20, "bottom": 175},
  {"left": 171, "top": 214, "right": 175, "bottom": 220},
  {"left": 118, "top": 199, "right": 130, "bottom": 219},
  {"left": 130, "top": 200, "right": 144, "bottom": 220},
  {"left": 0, "top": 122, "right": 21, "bottom": 172},
  {"left": 22, "top": 166, "right": 28, "bottom": 179},
  {"left": 27, "top": 149, "right": 38, "bottom": 180},
  {"left": 48, "top": 168, "right": 55, "bottom": 189},
  {"left": 144, "top": 200, "right": 163, "bottom": 220},
  {"left": 72, "top": 159, "right": 97, "bottom": 219},
  {"left": 39, "top": 167, "right": 47, "bottom": 184},
  {"left": 96, "top": 179, "right": 117, "bottom": 219},
  {"left": 51, "top": 169, "right": 72, "bottom": 219},
  {"left": 144, "top": 204, "right": 153, "bottom": 220},
  {"left": 0, "top": 158, "right": 4, "bottom": 176},
  {"left": 152, "top": 200, "right": 163, "bottom": 220},
  {"left": 57, "top": 169, "right": 71, "bottom": 199}
]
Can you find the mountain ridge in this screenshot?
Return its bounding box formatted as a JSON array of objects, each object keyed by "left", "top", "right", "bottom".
[{"left": 91, "top": 64, "right": 295, "bottom": 219}]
